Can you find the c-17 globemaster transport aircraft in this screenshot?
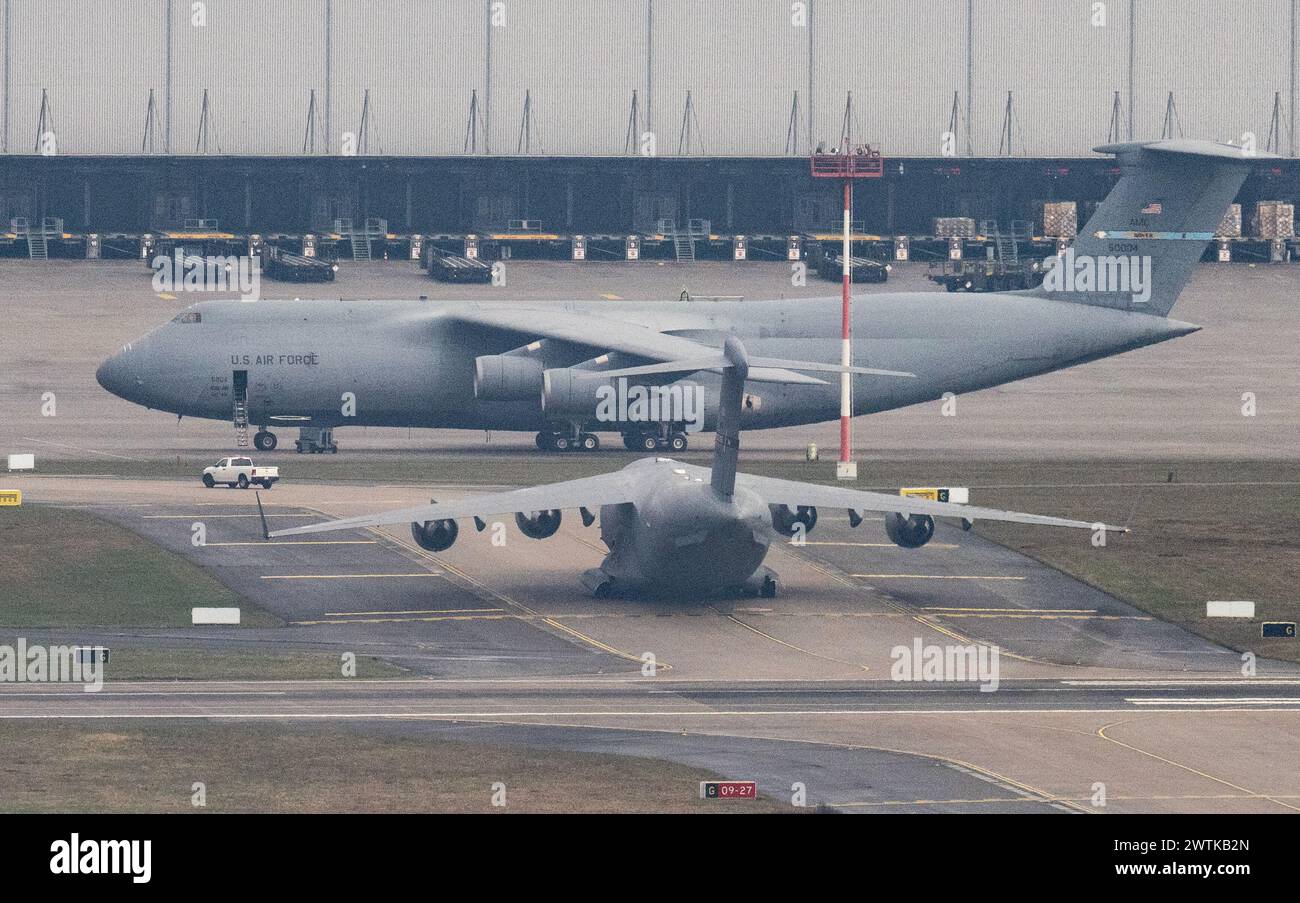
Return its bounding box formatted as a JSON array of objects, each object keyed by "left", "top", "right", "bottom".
[
  {"left": 96, "top": 140, "right": 1257, "bottom": 454},
  {"left": 263, "top": 336, "right": 1124, "bottom": 598}
]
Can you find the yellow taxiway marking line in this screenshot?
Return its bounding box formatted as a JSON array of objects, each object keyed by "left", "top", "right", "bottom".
[
  {"left": 209, "top": 540, "right": 377, "bottom": 546},
  {"left": 600, "top": 293, "right": 622, "bottom": 300},
  {"left": 157, "top": 292, "right": 177, "bottom": 300},
  {"left": 796, "top": 541, "right": 958, "bottom": 549},
  {"left": 323, "top": 608, "right": 503, "bottom": 617},
  {"left": 1098, "top": 718, "right": 1300, "bottom": 813},
  {"left": 260, "top": 573, "right": 442, "bottom": 580},
  {"left": 923, "top": 606, "right": 1095, "bottom": 613},
  {"left": 851, "top": 574, "right": 1026, "bottom": 581},
  {"left": 713, "top": 608, "right": 870, "bottom": 673},
  {"left": 347, "top": 515, "right": 667, "bottom": 671}
]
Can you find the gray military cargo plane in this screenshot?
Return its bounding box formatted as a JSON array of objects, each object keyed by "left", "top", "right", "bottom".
[
  {"left": 97, "top": 140, "right": 1256, "bottom": 454},
  {"left": 265, "top": 336, "right": 1123, "bottom": 598}
]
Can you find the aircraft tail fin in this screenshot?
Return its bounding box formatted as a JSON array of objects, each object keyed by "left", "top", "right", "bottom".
[
  {"left": 710, "top": 338, "right": 749, "bottom": 498},
  {"left": 1033, "top": 140, "right": 1261, "bottom": 316}
]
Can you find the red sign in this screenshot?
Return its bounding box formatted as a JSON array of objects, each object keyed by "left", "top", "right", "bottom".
[{"left": 699, "top": 781, "right": 758, "bottom": 800}]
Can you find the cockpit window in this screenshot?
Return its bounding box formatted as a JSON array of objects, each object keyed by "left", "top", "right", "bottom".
[{"left": 174, "top": 311, "right": 201, "bottom": 323}]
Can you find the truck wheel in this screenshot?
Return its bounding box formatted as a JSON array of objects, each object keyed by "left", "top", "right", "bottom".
[
  {"left": 202, "top": 474, "right": 214, "bottom": 488},
  {"left": 237, "top": 474, "right": 249, "bottom": 489},
  {"left": 261, "top": 480, "right": 272, "bottom": 490}
]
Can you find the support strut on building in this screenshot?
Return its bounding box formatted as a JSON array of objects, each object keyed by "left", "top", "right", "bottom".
[
  {"left": 1160, "top": 91, "right": 1183, "bottom": 140},
  {"left": 997, "top": 91, "right": 1022, "bottom": 156},
  {"left": 677, "top": 91, "right": 704, "bottom": 155},
  {"left": 464, "top": 89, "right": 486, "bottom": 154},
  {"left": 516, "top": 89, "right": 542, "bottom": 154},
  {"left": 785, "top": 90, "right": 805, "bottom": 156},
  {"left": 195, "top": 88, "right": 221, "bottom": 154},
  {"left": 357, "top": 88, "right": 381, "bottom": 155},
  {"left": 946, "top": 90, "right": 969, "bottom": 157},
  {"left": 303, "top": 88, "right": 324, "bottom": 154},
  {"left": 1106, "top": 90, "right": 1125, "bottom": 144},
  {"left": 1265, "top": 91, "right": 1286, "bottom": 155},
  {"left": 837, "top": 91, "right": 859, "bottom": 152},
  {"left": 142, "top": 88, "right": 164, "bottom": 154},
  {"left": 34, "top": 88, "right": 57, "bottom": 153},
  {"left": 623, "top": 89, "right": 643, "bottom": 154}
]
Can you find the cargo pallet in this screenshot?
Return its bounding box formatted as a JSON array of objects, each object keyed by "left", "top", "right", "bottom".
[{"left": 262, "top": 247, "right": 336, "bottom": 282}]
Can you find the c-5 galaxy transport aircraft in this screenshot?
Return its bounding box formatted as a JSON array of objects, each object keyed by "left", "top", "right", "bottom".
[
  {"left": 267, "top": 337, "right": 1122, "bottom": 598},
  {"left": 267, "top": 336, "right": 1122, "bottom": 596},
  {"left": 97, "top": 140, "right": 1256, "bottom": 454}
]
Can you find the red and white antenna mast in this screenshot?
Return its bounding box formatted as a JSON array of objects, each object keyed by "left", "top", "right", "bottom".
[{"left": 810, "top": 143, "right": 883, "bottom": 480}]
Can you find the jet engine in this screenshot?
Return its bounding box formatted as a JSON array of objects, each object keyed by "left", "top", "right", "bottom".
[
  {"left": 540, "top": 368, "right": 609, "bottom": 415},
  {"left": 475, "top": 354, "right": 546, "bottom": 401},
  {"left": 884, "top": 512, "right": 935, "bottom": 548},
  {"left": 770, "top": 504, "right": 818, "bottom": 536},
  {"left": 515, "top": 509, "right": 562, "bottom": 539},
  {"left": 411, "top": 518, "right": 459, "bottom": 552}
]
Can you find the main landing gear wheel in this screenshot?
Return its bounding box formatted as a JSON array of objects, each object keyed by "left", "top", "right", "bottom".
[
  {"left": 552, "top": 435, "right": 572, "bottom": 452},
  {"left": 668, "top": 432, "right": 688, "bottom": 452},
  {"left": 253, "top": 430, "right": 277, "bottom": 451},
  {"left": 579, "top": 433, "right": 599, "bottom": 451},
  {"left": 638, "top": 434, "right": 659, "bottom": 452}
]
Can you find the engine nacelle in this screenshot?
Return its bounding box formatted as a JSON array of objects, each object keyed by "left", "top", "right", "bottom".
[
  {"left": 515, "top": 509, "right": 562, "bottom": 539},
  {"left": 770, "top": 504, "right": 818, "bottom": 536},
  {"left": 475, "top": 354, "right": 545, "bottom": 401},
  {"left": 411, "top": 518, "right": 459, "bottom": 552},
  {"left": 541, "top": 368, "right": 610, "bottom": 415},
  {"left": 884, "top": 512, "right": 935, "bottom": 548}
]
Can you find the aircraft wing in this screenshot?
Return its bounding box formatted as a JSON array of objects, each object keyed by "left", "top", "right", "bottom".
[
  {"left": 268, "top": 470, "right": 636, "bottom": 538},
  {"left": 448, "top": 307, "right": 828, "bottom": 384},
  {"left": 731, "top": 472, "right": 1127, "bottom": 533},
  {"left": 451, "top": 306, "right": 719, "bottom": 361}
]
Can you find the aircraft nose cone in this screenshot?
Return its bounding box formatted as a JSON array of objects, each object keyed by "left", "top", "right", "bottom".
[{"left": 96, "top": 349, "right": 134, "bottom": 400}]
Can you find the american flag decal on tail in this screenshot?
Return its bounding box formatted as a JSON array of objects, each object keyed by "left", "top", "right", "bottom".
[{"left": 1141, "top": 201, "right": 1163, "bottom": 214}]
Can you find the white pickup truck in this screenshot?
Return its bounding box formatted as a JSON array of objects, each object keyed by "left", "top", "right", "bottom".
[{"left": 202, "top": 457, "right": 279, "bottom": 489}]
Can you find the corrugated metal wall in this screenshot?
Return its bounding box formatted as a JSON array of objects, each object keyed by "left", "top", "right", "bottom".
[{"left": 0, "top": 0, "right": 1294, "bottom": 157}]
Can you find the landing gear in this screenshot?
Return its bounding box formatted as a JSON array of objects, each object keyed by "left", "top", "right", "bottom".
[
  {"left": 536, "top": 425, "right": 601, "bottom": 452},
  {"left": 738, "top": 566, "right": 780, "bottom": 599},
  {"left": 294, "top": 426, "right": 338, "bottom": 454},
  {"left": 621, "top": 424, "right": 689, "bottom": 454},
  {"left": 253, "top": 429, "right": 277, "bottom": 451},
  {"left": 581, "top": 568, "right": 617, "bottom": 598}
]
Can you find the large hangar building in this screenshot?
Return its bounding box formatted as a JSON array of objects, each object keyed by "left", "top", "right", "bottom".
[{"left": 0, "top": 0, "right": 1295, "bottom": 255}]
